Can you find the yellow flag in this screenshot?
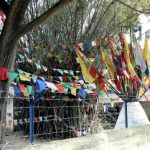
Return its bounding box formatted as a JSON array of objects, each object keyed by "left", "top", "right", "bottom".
[
  {"left": 76, "top": 84, "right": 81, "bottom": 89},
  {"left": 89, "top": 58, "right": 95, "bottom": 62},
  {"left": 56, "top": 55, "right": 62, "bottom": 63},
  {"left": 143, "top": 33, "right": 150, "bottom": 61},
  {"left": 47, "top": 52, "right": 53, "bottom": 58},
  {"left": 101, "top": 49, "right": 115, "bottom": 79},
  {"left": 142, "top": 76, "right": 150, "bottom": 86},
  {"left": 73, "top": 76, "right": 79, "bottom": 80},
  {"left": 64, "top": 70, "right": 69, "bottom": 74},
  {"left": 23, "top": 88, "right": 28, "bottom": 97},
  {"left": 71, "top": 87, "right": 76, "bottom": 96},
  {"left": 122, "top": 33, "right": 137, "bottom": 76},
  {"left": 34, "top": 45, "right": 40, "bottom": 51},
  {"left": 75, "top": 48, "right": 95, "bottom": 83},
  {"left": 19, "top": 74, "right": 31, "bottom": 82}
]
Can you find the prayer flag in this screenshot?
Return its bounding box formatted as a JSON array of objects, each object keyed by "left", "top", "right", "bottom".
[
  {"left": 78, "top": 89, "right": 87, "bottom": 99},
  {"left": 71, "top": 87, "right": 76, "bottom": 96},
  {"left": 0, "top": 68, "right": 9, "bottom": 80},
  {"left": 8, "top": 71, "right": 18, "bottom": 81},
  {"left": 134, "top": 44, "right": 146, "bottom": 73},
  {"left": 36, "top": 79, "right": 46, "bottom": 92},
  {"left": 57, "top": 69, "right": 63, "bottom": 75},
  {"left": 55, "top": 84, "right": 65, "bottom": 93},
  {"left": 13, "top": 85, "right": 22, "bottom": 97},
  {"left": 19, "top": 74, "right": 30, "bottom": 82},
  {"left": 120, "top": 33, "right": 137, "bottom": 76},
  {"left": 101, "top": 49, "right": 115, "bottom": 79},
  {"left": 32, "top": 75, "right": 37, "bottom": 83},
  {"left": 46, "top": 82, "right": 58, "bottom": 91},
  {"left": 143, "top": 33, "right": 150, "bottom": 61},
  {"left": 27, "top": 86, "right": 34, "bottom": 96},
  {"left": 74, "top": 43, "right": 95, "bottom": 83},
  {"left": 18, "top": 84, "right": 28, "bottom": 96}
]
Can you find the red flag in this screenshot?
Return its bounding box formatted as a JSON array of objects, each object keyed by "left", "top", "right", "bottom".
[
  {"left": 0, "top": 10, "right": 5, "bottom": 24},
  {"left": 55, "top": 84, "right": 65, "bottom": 93},
  {"left": 0, "top": 68, "right": 9, "bottom": 80}
]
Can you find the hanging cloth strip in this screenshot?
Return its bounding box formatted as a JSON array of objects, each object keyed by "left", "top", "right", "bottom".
[{"left": 0, "top": 68, "right": 9, "bottom": 80}]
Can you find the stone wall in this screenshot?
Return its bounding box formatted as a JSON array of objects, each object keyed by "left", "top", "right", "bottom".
[{"left": 17, "top": 125, "right": 150, "bottom": 150}]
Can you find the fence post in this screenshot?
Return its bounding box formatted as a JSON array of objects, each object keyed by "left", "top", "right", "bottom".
[
  {"left": 29, "top": 91, "right": 45, "bottom": 144},
  {"left": 29, "top": 104, "right": 34, "bottom": 144},
  {"left": 125, "top": 101, "right": 128, "bottom": 128}
]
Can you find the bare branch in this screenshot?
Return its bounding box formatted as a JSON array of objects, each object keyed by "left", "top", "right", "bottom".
[
  {"left": 116, "top": 0, "right": 150, "bottom": 14},
  {"left": 17, "top": 0, "right": 74, "bottom": 38}
]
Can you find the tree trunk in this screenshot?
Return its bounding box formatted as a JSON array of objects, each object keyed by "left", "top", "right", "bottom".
[{"left": 0, "top": 34, "right": 18, "bottom": 144}]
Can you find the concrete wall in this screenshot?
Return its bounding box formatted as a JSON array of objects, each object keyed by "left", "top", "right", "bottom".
[
  {"left": 17, "top": 125, "right": 150, "bottom": 150},
  {"left": 140, "top": 101, "right": 150, "bottom": 119}
]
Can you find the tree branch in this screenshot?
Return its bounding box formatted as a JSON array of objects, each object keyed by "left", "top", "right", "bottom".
[
  {"left": 116, "top": 0, "right": 150, "bottom": 14},
  {"left": 17, "top": 0, "right": 74, "bottom": 38},
  {"left": 0, "top": 0, "right": 10, "bottom": 15}
]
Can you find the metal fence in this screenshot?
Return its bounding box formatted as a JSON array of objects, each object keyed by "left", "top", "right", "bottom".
[{"left": 0, "top": 90, "right": 130, "bottom": 149}]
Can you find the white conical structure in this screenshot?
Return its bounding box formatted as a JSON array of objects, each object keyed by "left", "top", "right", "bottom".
[{"left": 114, "top": 102, "right": 150, "bottom": 130}]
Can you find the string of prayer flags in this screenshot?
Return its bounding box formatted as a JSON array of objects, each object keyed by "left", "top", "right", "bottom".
[{"left": 0, "top": 68, "right": 9, "bottom": 80}]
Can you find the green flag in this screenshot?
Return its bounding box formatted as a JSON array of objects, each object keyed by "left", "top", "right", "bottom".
[
  {"left": 9, "top": 71, "right": 19, "bottom": 81},
  {"left": 27, "top": 86, "right": 34, "bottom": 96}
]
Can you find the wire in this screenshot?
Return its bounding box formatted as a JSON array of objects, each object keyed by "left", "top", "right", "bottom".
[{"left": 115, "top": 0, "right": 150, "bottom": 14}]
